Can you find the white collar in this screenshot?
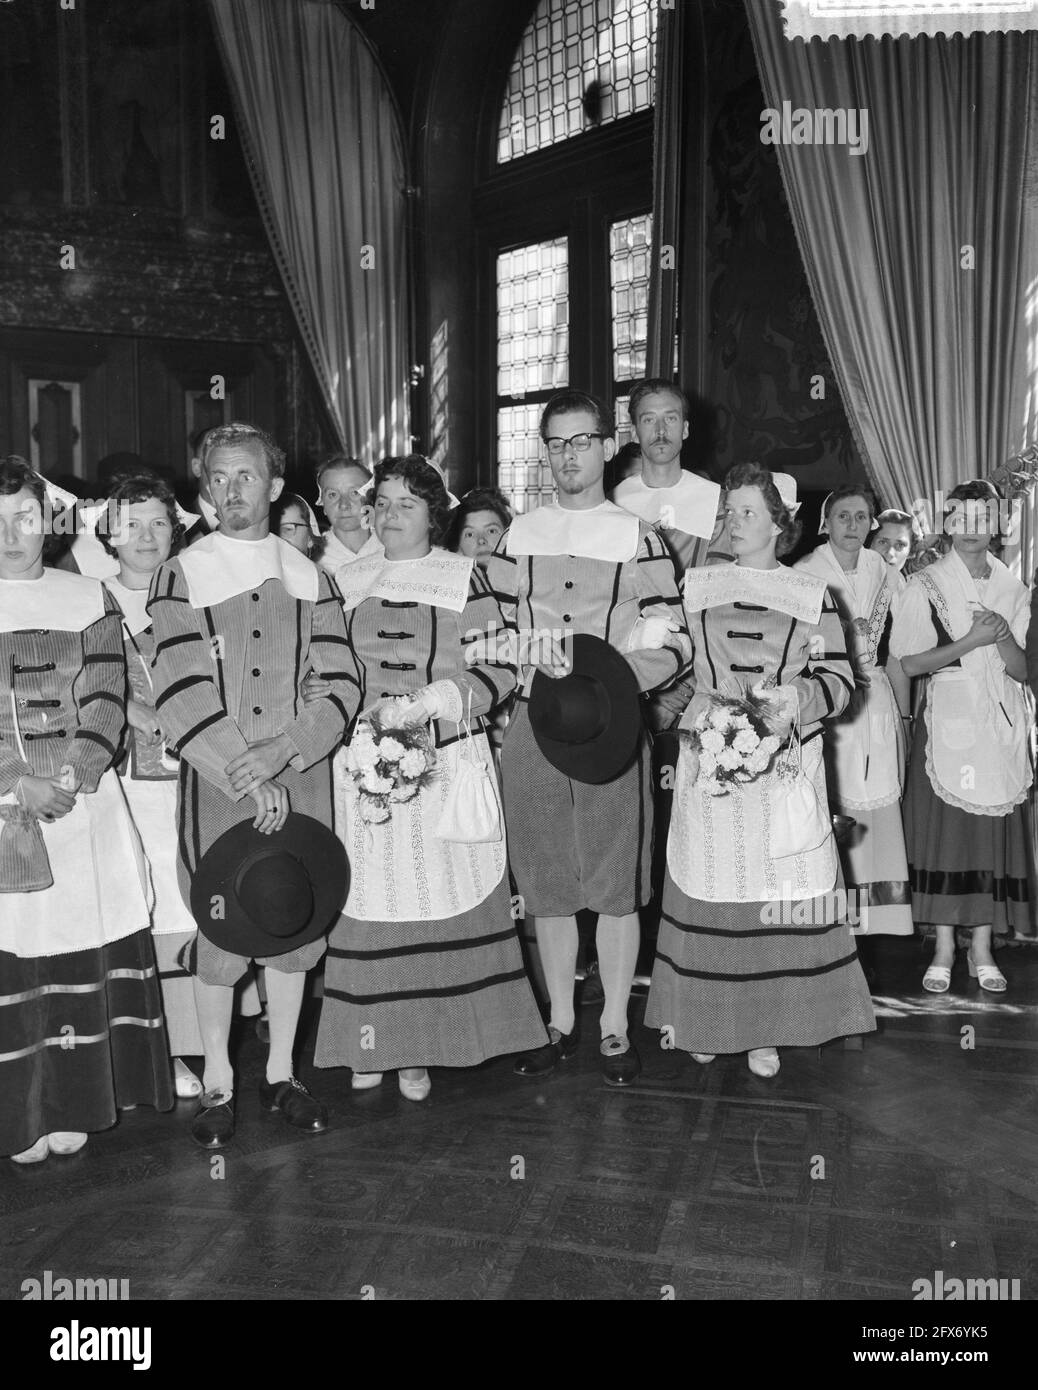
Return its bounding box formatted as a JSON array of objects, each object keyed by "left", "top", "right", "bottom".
[
  {"left": 0, "top": 568, "right": 107, "bottom": 634},
  {"left": 178, "top": 531, "right": 319, "bottom": 607},
  {"left": 319, "top": 529, "right": 383, "bottom": 571},
  {"left": 103, "top": 577, "right": 152, "bottom": 637},
  {"left": 613, "top": 471, "right": 720, "bottom": 540},
  {"left": 70, "top": 531, "right": 120, "bottom": 581},
  {"left": 335, "top": 547, "right": 473, "bottom": 613},
  {"left": 506, "top": 500, "right": 640, "bottom": 562},
  {"left": 684, "top": 561, "right": 827, "bottom": 624}
]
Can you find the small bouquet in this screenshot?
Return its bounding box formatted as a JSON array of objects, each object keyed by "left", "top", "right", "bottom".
[
  {"left": 345, "top": 697, "right": 436, "bottom": 824},
  {"left": 679, "top": 690, "right": 783, "bottom": 796}
]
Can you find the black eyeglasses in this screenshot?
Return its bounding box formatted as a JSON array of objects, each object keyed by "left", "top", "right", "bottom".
[{"left": 545, "top": 433, "right": 606, "bottom": 456}]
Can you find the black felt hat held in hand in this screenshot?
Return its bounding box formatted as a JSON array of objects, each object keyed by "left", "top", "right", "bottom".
[
  {"left": 528, "top": 633, "right": 642, "bottom": 785},
  {"left": 189, "top": 813, "right": 348, "bottom": 958}
]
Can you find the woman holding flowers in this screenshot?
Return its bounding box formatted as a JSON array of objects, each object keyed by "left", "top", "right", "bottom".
[
  {"left": 645, "top": 463, "right": 875, "bottom": 1077},
  {"left": 312, "top": 456, "right": 547, "bottom": 1101}
]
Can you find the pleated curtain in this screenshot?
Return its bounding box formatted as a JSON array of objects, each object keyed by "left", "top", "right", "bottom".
[
  {"left": 209, "top": 0, "right": 410, "bottom": 460},
  {"left": 745, "top": 1, "right": 1038, "bottom": 571}
]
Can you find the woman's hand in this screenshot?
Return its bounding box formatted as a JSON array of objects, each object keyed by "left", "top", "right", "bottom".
[
  {"left": 966, "top": 609, "right": 1007, "bottom": 648},
  {"left": 226, "top": 735, "right": 293, "bottom": 794},
  {"left": 301, "top": 672, "right": 332, "bottom": 706},
  {"left": 127, "top": 697, "right": 162, "bottom": 742},
  {"left": 16, "top": 775, "right": 76, "bottom": 822},
  {"left": 247, "top": 779, "right": 288, "bottom": 834}
]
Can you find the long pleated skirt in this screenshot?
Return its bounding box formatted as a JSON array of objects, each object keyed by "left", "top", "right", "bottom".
[
  {"left": 314, "top": 876, "right": 548, "bottom": 1073},
  {"left": 0, "top": 929, "right": 174, "bottom": 1157},
  {"left": 904, "top": 718, "right": 1031, "bottom": 934},
  {"left": 644, "top": 872, "right": 876, "bottom": 1054}
]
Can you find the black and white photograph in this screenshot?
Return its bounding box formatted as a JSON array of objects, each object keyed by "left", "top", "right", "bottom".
[{"left": 0, "top": 0, "right": 1036, "bottom": 1344}]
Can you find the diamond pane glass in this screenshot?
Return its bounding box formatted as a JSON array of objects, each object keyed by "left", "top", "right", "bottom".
[
  {"left": 610, "top": 213, "right": 651, "bottom": 382},
  {"left": 614, "top": 394, "right": 634, "bottom": 449},
  {"left": 498, "top": 404, "right": 555, "bottom": 514},
  {"left": 497, "top": 237, "right": 569, "bottom": 399},
  {"left": 497, "top": 0, "right": 657, "bottom": 163}
]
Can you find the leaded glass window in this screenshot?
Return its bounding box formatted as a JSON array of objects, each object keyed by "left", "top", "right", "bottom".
[{"left": 497, "top": 0, "right": 656, "bottom": 163}]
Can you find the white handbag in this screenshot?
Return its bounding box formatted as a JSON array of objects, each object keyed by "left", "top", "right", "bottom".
[
  {"left": 435, "top": 693, "right": 503, "bottom": 844},
  {"left": 769, "top": 707, "right": 831, "bottom": 859}
]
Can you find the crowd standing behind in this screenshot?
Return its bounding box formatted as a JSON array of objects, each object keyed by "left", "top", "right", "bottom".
[{"left": 1, "top": 389, "right": 1034, "bottom": 1162}]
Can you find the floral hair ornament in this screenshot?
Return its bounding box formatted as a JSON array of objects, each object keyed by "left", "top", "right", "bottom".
[
  {"left": 771, "top": 472, "right": 801, "bottom": 519},
  {"left": 817, "top": 488, "right": 879, "bottom": 535}
]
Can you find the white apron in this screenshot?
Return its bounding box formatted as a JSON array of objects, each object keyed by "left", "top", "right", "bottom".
[
  {"left": 332, "top": 733, "right": 507, "bottom": 922},
  {"left": 0, "top": 768, "right": 152, "bottom": 958},
  {"left": 795, "top": 544, "right": 902, "bottom": 809},
  {"left": 916, "top": 555, "right": 1030, "bottom": 816},
  {"left": 668, "top": 735, "right": 839, "bottom": 903}
]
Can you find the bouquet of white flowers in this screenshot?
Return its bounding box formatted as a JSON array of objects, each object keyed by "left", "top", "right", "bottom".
[
  {"left": 679, "top": 690, "right": 783, "bottom": 796},
  {"left": 345, "top": 697, "right": 436, "bottom": 824}
]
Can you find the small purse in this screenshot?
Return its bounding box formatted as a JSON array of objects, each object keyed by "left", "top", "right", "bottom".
[
  {"left": 769, "top": 706, "right": 830, "bottom": 859},
  {"left": 0, "top": 802, "right": 54, "bottom": 893},
  {"left": 435, "top": 692, "right": 503, "bottom": 844}
]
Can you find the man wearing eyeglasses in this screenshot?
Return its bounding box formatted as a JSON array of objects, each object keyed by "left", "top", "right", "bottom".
[{"left": 486, "top": 390, "right": 690, "bottom": 1086}]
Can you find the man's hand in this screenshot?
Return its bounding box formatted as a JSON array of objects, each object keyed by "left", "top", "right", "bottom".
[
  {"left": 226, "top": 734, "right": 294, "bottom": 794},
  {"left": 127, "top": 697, "right": 163, "bottom": 743},
  {"left": 247, "top": 779, "right": 289, "bottom": 834},
  {"left": 17, "top": 774, "right": 76, "bottom": 822},
  {"left": 527, "top": 633, "right": 571, "bottom": 680}
]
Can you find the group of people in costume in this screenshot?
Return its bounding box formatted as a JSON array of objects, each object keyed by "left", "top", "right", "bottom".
[{"left": 1, "top": 380, "right": 1033, "bottom": 1164}]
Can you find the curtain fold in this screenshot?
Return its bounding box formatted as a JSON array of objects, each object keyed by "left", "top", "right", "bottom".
[
  {"left": 209, "top": 0, "right": 410, "bottom": 460},
  {"left": 744, "top": 2, "right": 1038, "bottom": 570},
  {"left": 646, "top": 0, "right": 683, "bottom": 379}
]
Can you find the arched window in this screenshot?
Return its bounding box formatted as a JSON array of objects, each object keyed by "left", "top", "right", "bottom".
[
  {"left": 478, "top": 0, "right": 660, "bottom": 511},
  {"left": 497, "top": 0, "right": 657, "bottom": 163}
]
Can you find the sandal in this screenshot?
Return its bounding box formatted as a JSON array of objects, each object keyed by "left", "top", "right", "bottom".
[
  {"left": 922, "top": 965, "right": 952, "bottom": 993},
  {"left": 968, "top": 953, "right": 1007, "bottom": 993}
]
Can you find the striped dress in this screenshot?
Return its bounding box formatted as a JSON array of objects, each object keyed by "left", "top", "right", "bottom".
[
  {"left": 0, "top": 574, "right": 173, "bottom": 1157},
  {"left": 314, "top": 566, "right": 547, "bottom": 1072},
  {"left": 645, "top": 569, "right": 876, "bottom": 1052}
]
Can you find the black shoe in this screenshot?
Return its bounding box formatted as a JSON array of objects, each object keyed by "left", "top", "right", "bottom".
[
  {"left": 601, "top": 1036, "right": 641, "bottom": 1088},
  {"left": 513, "top": 1026, "right": 579, "bottom": 1076},
  {"left": 190, "top": 1088, "right": 236, "bottom": 1149},
  {"left": 259, "top": 1076, "right": 328, "bottom": 1132}
]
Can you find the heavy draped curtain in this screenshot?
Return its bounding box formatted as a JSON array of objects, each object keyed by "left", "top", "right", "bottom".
[
  {"left": 209, "top": 0, "right": 410, "bottom": 459},
  {"left": 745, "top": 2, "right": 1038, "bottom": 571}
]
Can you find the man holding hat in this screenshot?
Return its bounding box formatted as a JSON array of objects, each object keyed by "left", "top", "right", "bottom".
[
  {"left": 486, "top": 390, "right": 691, "bottom": 1085},
  {"left": 148, "top": 422, "right": 361, "bottom": 1147}
]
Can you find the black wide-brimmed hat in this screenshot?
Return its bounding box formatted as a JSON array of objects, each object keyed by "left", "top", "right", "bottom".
[
  {"left": 528, "top": 633, "right": 642, "bottom": 785},
  {"left": 190, "top": 814, "right": 348, "bottom": 959}
]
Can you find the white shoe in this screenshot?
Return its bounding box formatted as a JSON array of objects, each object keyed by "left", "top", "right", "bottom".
[
  {"left": 398, "top": 1069, "right": 431, "bottom": 1102},
  {"left": 351, "top": 1072, "right": 384, "bottom": 1091},
  {"left": 748, "top": 1048, "right": 780, "bottom": 1078},
  {"left": 691, "top": 1053, "right": 716, "bottom": 1064},
  {"left": 47, "top": 1132, "right": 88, "bottom": 1155},
  {"left": 9, "top": 1135, "right": 50, "bottom": 1164},
  {"left": 174, "top": 1058, "right": 203, "bottom": 1099}
]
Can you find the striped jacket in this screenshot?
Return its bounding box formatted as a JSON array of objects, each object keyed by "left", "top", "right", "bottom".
[
  {"left": 485, "top": 524, "right": 690, "bottom": 698},
  {"left": 346, "top": 565, "right": 515, "bottom": 749},
  {"left": 147, "top": 561, "right": 360, "bottom": 803},
  {"left": 0, "top": 583, "right": 126, "bottom": 794}
]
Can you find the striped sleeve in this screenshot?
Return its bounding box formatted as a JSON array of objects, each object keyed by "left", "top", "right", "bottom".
[
  {"left": 623, "top": 528, "right": 692, "bottom": 695},
  {"left": 792, "top": 589, "right": 854, "bottom": 725},
  {"left": 282, "top": 570, "right": 361, "bottom": 764},
  {"left": 484, "top": 536, "right": 519, "bottom": 636},
  {"left": 68, "top": 589, "right": 128, "bottom": 793},
  {"left": 147, "top": 561, "right": 249, "bottom": 799},
  {"left": 448, "top": 567, "right": 517, "bottom": 718}
]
